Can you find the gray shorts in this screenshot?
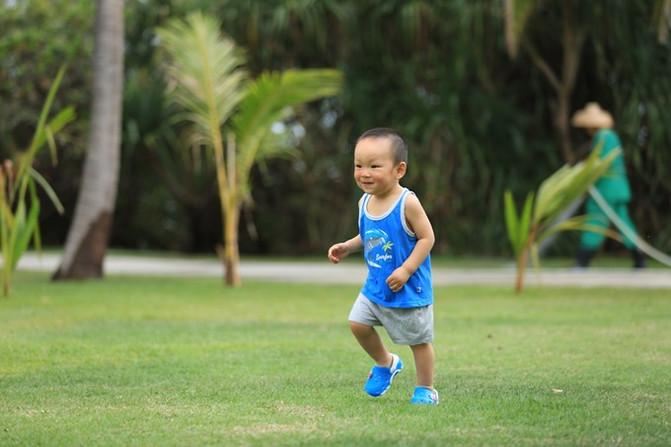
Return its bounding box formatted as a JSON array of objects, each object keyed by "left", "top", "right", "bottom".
[{"left": 348, "top": 293, "right": 434, "bottom": 345}]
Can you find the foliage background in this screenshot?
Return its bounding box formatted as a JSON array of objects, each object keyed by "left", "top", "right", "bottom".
[{"left": 1, "top": 0, "right": 669, "bottom": 258}]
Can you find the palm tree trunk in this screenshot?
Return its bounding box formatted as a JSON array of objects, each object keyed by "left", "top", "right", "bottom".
[
  {"left": 515, "top": 231, "right": 536, "bottom": 294},
  {"left": 213, "top": 134, "right": 241, "bottom": 286},
  {"left": 223, "top": 204, "right": 241, "bottom": 286},
  {"left": 216, "top": 193, "right": 241, "bottom": 286},
  {"left": 53, "top": 0, "right": 124, "bottom": 280},
  {"left": 514, "top": 248, "right": 528, "bottom": 294}
]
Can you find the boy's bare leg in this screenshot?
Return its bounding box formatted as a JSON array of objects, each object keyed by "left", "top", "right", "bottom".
[
  {"left": 349, "top": 321, "right": 393, "bottom": 367},
  {"left": 410, "top": 343, "right": 435, "bottom": 388}
]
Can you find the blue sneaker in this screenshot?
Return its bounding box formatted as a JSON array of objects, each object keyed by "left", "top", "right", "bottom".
[
  {"left": 364, "top": 354, "right": 403, "bottom": 397},
  {"left": 410, "top": 386, "right": 439, "bottom": 405}
]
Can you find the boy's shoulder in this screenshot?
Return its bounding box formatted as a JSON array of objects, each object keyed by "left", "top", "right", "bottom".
[{"left": 403, "top": 189, "right": 423, "bottom": 208}]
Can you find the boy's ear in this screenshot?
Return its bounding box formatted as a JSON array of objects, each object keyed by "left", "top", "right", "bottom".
[{"left": 396, "top": 161, "right": 407, "bottom": 178}]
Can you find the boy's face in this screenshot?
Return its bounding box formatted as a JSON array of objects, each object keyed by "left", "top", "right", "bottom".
[{"left": 353, "top": 137, "right": 406, "bottom": 196}]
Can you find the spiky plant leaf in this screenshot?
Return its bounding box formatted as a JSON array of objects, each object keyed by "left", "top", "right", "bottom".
[
  {"left": 534, "top": 145, "right": 617, "bottom": 227},
  {"left": 504, "top": 190, "right": 534, "bottom": 258},
  {"left": 1, "top": 65, "right": 70, "bottom": 296},
  {"left": 503, "top": 190, "right": 520, "bottom": 253}
]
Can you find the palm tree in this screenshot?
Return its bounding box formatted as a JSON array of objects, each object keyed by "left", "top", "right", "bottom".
[
  {"left": 53, "top": 0, "right": 124, "bottom": 280},
  {"left": 157, "top": 12, "right": 343, "bottom": 285},
  {"left": 504, "top": 145, "right": 618, "bottom": 293}
]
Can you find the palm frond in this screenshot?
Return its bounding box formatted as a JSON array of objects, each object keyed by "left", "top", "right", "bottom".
[
  {"left": 533, "top": 145, "right": 617, "bottom": 227},
  {"left": 504, "top": 190, "right": 534, "bottom": 258},
  {"left": 233, "top": 68, "right": 344, "bottom": 191},
  {"left": 536, "top": 215, "right": 620, "bottom": 245},
  {"left": 503, "top": 190, "right": 520, "bottom": 253},
  {"left": 157, "top": 12, "right": 247, "bottom": 147}
]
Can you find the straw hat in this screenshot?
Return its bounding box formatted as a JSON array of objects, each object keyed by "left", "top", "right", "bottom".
[{"left": 571, "top": 102, "right": 614, "bottom": 129}]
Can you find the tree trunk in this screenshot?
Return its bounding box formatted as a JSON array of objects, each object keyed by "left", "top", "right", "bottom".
[
  {"left": 554, "top": 91, "right": 574, "bottom": 164},
  {"left": 217, "top": 203, "right": 241, "bottom": 286},
  {"left": 522, "top": 0, "right": 587, "bottom": 165},
  {"left": 514, "top": 247, "right": 528, "bottom": 294},
  {"left": 555, "top": 0, "right": 587, "bottom": 164},
  {"left": 53, "top": 0, "right": 124, "bottom": 280}
]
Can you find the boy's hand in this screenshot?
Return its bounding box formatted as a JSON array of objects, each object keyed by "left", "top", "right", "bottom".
[
  {"left": 328, "top": 243, "right": 349, "bottom": 264},
  {"left": 386, "top": 266, "right": 411, "bottom": 292}
]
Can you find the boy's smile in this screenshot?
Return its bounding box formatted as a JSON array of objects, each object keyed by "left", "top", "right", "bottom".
[{"left": 353, "top": 137, "right": 406, "bottom": 199}]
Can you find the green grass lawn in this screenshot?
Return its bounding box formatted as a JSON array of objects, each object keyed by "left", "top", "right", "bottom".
[{"left": 1, "top": 272, "right": 669, "bottom": 446}]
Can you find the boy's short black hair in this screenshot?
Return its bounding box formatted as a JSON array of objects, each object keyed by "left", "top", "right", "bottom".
[{"left": 357, "top": 127, "right": 408, "bottom": 165}]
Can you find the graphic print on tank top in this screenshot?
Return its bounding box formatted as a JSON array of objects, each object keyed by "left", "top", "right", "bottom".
[{"left": 364, "top": 228, "right": 394, "bottom": 269}]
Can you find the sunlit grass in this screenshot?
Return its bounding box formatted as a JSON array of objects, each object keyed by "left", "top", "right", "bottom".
[{"left": 1, "top": 272, "right": 669, "bottom": 446}]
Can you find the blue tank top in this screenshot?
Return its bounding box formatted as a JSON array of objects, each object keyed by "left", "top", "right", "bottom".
[{"left": 359, "top": 188, "right": 433, "bottom": 308}]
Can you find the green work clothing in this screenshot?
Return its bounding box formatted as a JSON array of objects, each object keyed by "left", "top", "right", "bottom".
[
  {"left": 581, "top": 197, "right": 636, "bottom": 250},
  {"left": 579, "top": 129, "right": 638, "bottom": 250},
  {"left": 592, "top": 129, "right": 631, "bottom": 202}
]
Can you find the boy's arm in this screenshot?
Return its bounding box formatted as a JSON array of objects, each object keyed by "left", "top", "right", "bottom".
[
  {"left": 328, "top": 234, "right": 363, "bottom": 264},
  {"left": 386, "top": 194, "right": 435, "bottom": 292}
]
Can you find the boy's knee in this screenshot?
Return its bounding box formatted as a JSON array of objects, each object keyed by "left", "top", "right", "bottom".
[
  {"left": 410, "top": 342, "right": 431, "bottom": 350},
  {"left": 349, "top": 320, "right": 372, "bottom": 336}
]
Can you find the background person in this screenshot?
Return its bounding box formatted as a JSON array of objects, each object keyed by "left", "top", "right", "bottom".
[{"left": 571, "top": 102, "right": 646, "bottom": 268}]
